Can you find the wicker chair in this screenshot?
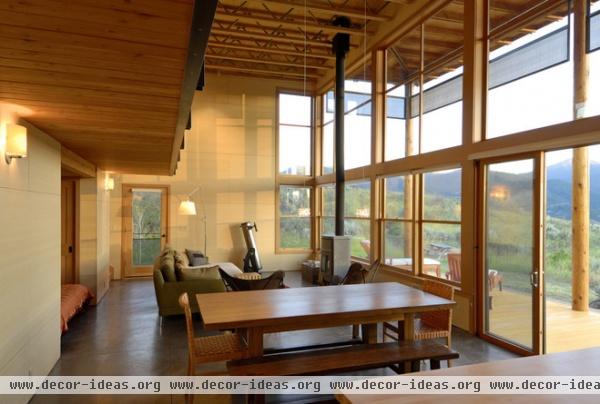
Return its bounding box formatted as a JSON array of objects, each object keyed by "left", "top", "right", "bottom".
[
  {"left": 178, "top": 293, "right": 246, "bottom": 381},
  {"left": 218, "top": 268, "right": 285, "bottom": 291},
  {"left": 364, "top": 259, "right": 382, "bottom": 284},
  {"left": 383, "top": 279, "right": 454, "bottom": 367}
]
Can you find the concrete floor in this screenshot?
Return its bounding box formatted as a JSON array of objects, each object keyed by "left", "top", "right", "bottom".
[{"left": 33, "top": 271, "right": 516, "bottom": 403}]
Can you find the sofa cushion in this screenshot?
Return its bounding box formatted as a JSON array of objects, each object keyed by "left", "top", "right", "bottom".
[
  {"left": 174, "top": 251, "right": 188, "bottom": 270},
  {"left": 159, "top": 254, "right": 177, "bottom": 282},
  {"left": 176, "top": 265, "right": 221, "bottom": 282},
  {"left": 186, "top": 249, "right": 209, "bottom": 266}
]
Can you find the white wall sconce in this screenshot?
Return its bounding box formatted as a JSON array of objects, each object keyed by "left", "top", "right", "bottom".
[
  {"left": 105, "top": 176, "right": 115, "bottom": 191},
  {"left": 4, "top": 123, "right": 28, "bottom": 164}
]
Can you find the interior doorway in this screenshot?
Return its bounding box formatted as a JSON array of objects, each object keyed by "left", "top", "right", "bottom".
[
  {"left": 121, "top": 185, "right": 169, "bottom": 277},
  {"left": 61, "top": 179, "right": 78, "bottom": 284}
]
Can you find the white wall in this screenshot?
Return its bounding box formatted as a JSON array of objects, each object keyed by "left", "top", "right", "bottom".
[
  {"left": 0, "top": 120, "right": 61, "bottom": 403},
  {"left": 79, "top": 171, "right": 111, "bottom": 303},
  {"left": 110, "top": 74, "right": 311, "bottom": 278}
]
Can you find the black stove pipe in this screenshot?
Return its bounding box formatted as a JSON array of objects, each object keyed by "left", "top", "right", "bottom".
[{"left": 332, "top": 17, "right": 350, "bottom": 237}]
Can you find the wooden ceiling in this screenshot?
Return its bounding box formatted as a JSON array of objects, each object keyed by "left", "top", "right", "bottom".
[{"left": 0, "top": 0, "right": 199, "bottom": 175}]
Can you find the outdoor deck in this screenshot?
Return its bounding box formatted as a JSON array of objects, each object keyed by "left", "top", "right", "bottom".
[{"left": 488, "top": 289, "right": 600, "bottom": 353}]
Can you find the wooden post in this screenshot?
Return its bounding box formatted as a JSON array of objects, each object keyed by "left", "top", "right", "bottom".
[
  {"left": 371, "top": 49, "right": 385, "bottom": 263},
  {"left": 404, "top": 83, "right": 415, "bottom": 257},
  {"left": 572, "top": 0, "right": 590, "bottom": 312}
]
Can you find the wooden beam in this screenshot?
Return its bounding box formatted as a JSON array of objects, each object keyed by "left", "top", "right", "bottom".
[
  {"left": 489, "top": 0, "right": 564, "bottom": 40},
  {"left": 208, "top": 40, "right": 336, "bottom": 60},
  {"left": 245, "top": 0, "right": 391, "bottom": 22},
  {"left": 215, "top": 6, "right": 368, "bottom": 36},
  {"left": 204, "top": 53, "right": 331, "bottom": 70},
  {"left": 572, "top": 0, "right": 590, "bottom": 312},
  {"left": 170, "top": 0, "right": 218, "bottom": 175},
  {"left": 211, "top": 27, "right": 332, "bottom": 48},
  {"left": 205, "top": 63, "right": 320, "bottom": 78},
  {"left": 61, "top": 146, "right": 96, "bottom": 178}
]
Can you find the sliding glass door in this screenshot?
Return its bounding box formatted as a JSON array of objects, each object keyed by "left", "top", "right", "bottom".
[{"left": 479, "top": 155, "right": 544, "bottom": 355}]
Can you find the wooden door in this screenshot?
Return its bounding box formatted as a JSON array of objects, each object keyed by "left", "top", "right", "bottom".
[
  {"left": 61, "top": 180, "right": 77, "bottom": 284},
  {"left": 122, "top": 185, "right": 169, "bottom": 277}
]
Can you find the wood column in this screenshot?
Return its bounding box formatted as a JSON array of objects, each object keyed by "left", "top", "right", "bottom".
[
  {"left": 572, "top": 0, "right": 590, "bottom": 312},
  {"left": 404, "top": 84, "right": 415, "bottom": 257},
  {"left": 371, "top": 50, "right": 385, "bottom": 263}
]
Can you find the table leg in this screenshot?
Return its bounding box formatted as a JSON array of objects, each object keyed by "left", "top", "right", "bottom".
[
  {"left": 402, "top": 313, "right": 415, "bottom": 373},
  {"left": 246, "top": 327, "right": 264, "bottom": 358},
  {"left": 361, "top": 323, "right": 377, "bottom": 344}
]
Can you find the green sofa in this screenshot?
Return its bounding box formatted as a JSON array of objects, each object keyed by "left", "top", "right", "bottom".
[{"left": 152, "top": 247, "right": 242, "bottom": 316}]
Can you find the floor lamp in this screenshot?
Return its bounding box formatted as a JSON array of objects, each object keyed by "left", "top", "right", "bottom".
[{"left": 178, "top": 187, "right": 207, "bottom": 256}]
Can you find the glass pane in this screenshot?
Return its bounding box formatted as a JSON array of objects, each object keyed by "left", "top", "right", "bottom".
[
  {"left": 132, "top": 189, "right": 163, "bottom": 266},
  {"left": 423, "top": 223, "right": 461, "bottom": 279},
  {"left": 344, "top": 180, "right": 371, "bottom": 218},
  {"left": 487, "top": 5, "right": 572, "bottom": 138},
  {"left": 423, "top": 169, "right": 461, "bottom": 221},
  {"left": 385, "top": 175, "right": 412, "bottom": 219},
  {"left": 279, "top": 186, "right": 311, "bottom": 249},
  {"left": 322, "top": 217, "right": 335, "bottom": 236},
  {"left": 344, "top": 103, "right": 371, "bottom": 169},
  {"left": 345, "top": 218, "right": 370, "bottom": 259},
  {"left": 485, "top": 159, "right": 535, "bottom": 350},
  {"left": 421, "top": 71, "right": 463, "bottom": 153},
  {"left": 587, "top": 47, "right": 600, "bottom": 117},
  {"left": 322, "top": 185, "right": 335, "bottom": 216},
  {"left": 279, "top": 93, "right": 311, "bottom": 126},
  {"left": 278, "top": 125, "right": 311, "bottom": 175},
  {"left": 279, "top": 186, "right": 310, "bottom": 215},
  {"left": 280, "top": 218, "right": 311, "bottom": 249},
  {"left": 323, "top": 122, "right": 334, "bottom": 174},
  {"left": 384, "top": 221, "right": 413, "bottom": 269},
  {"left": 324, "top": 91, "right": 334, "bottom": 123},
  {"left": 385, "top": 84, "right": 407, "bottom": 161}
]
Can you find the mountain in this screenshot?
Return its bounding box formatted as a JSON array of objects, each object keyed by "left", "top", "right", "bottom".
[{"left": 425, "top": 160, "right": 600, "bottom": 222}]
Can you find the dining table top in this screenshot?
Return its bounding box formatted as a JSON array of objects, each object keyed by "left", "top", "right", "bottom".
[
  {"left": 197, "top": 282, "right": 455, "bottom": 331},
  {"left": 337, "top": 347, "right": 600, "bottom": 404}
]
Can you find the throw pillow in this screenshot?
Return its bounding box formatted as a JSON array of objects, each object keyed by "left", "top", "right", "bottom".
[
  {"left": 185, "top": 249, "right": 209, "bottom": 266},
  {"left": 176, "top": 265, "right": 221, "bottom": 282},
  {"left": 159, "top": 254, "right": 177, "bottom": 282},
  {"left": 174, "top": 251, "right": 187, "bottom": 269}
]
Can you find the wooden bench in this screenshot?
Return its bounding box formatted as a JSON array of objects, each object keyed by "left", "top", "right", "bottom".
[{"left": 227, "top": 340, "right": 459, "bottom": 376}]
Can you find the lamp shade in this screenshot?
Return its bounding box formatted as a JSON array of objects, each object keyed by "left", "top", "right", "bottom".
[
  {"left": 178, "top": 200, "right": 197, "bottom": 216},
  {"left": 5, "top": 123, "right": 27, "bottom": 163}
]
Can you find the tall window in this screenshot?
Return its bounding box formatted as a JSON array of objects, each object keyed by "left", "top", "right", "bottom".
[
  {"left": 383, "top": 4, "right": 463, "bottom": 159},
  {"left": 345, "top": 180, "right": 371, "bottom": 259},
  {"left": 383, "top": 175, "right": 415, "bottom": 271},
  {"left": 278, "top": 186, "right": 311, "bottom": 250},
  {"left": 278, "top": 92, "right": 312, "bottom": 175},
  {"left": 421, "top": 168, "right": 462, "bottom": 281},
  {"left": 322, "top": 66, "right": 373, "bottom": 172},
  {"left": 487, "top": 0, "right": 573, "bottom": 138}
]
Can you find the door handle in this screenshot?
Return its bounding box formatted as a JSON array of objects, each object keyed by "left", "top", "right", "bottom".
[
  {"left": 161, "top": 234, "right": 166, "bottom": 238},
  {"left": 530, "top": 271, "right": 539, "bottom": 288},
  {"left": 68, "top": 245, "right": 74, "bottom": 253}
]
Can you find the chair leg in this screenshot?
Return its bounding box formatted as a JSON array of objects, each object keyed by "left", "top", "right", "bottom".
[{"left": 446, "top": 335, "right": 453, "bottom": 368}]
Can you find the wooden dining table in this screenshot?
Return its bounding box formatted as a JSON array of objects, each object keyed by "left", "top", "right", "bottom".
[
  {"left": 197, "top": 282, "right": 455, "bottom": 359},
  {"left": 336, "top": 347, "right": 600, "bottom": 404}
]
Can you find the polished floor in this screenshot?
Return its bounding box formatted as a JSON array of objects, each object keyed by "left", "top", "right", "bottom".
[{"left": 33, "top": 272, "right": 516, "bottom": 403}]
